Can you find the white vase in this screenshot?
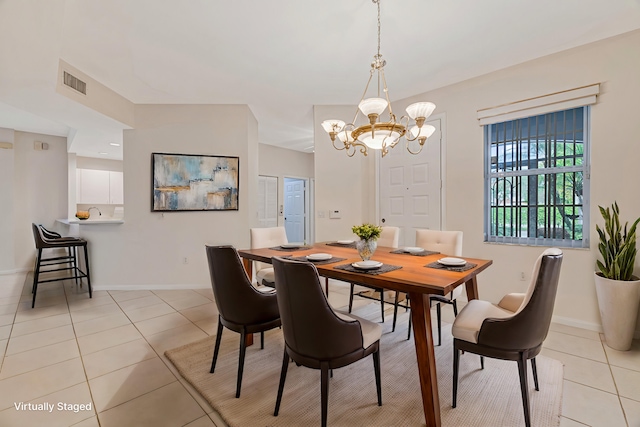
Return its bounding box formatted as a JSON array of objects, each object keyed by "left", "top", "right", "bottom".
[
  {"left": 594, "top": 272, "right": 640, "bottom": 351},
  {"left": 356, "top": 239, "right": 377, "bottom": 261}
]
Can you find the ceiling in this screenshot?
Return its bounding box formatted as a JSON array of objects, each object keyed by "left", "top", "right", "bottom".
[{"left": 1, "top": 0, "right": 639, "bottom": 160}]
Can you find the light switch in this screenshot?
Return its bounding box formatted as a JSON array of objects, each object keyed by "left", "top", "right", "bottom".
[{"left": 329, "top": 210, "right": 341, "bottom": 219}]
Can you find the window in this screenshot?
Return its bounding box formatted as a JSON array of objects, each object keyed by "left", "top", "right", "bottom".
[{"left": 484, "top": 107, "right": 590, "bottom": 247}]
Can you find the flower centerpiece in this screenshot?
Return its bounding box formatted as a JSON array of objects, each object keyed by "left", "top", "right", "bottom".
[{"left": 352, "top": 223, "right": 382, "bottom": 261}]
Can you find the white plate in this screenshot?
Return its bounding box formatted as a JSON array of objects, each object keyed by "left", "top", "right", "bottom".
[
  {"left": 403, "top": 246, "right": 424, "bottom": 254},
  {"left": 306, "top": 253, "right": 332, "bottom": 261},
  {"left": 438, "top": 257, "right": 466, "bottom": 266},
  {"left": 337, "top": 240, "right": 354, "bottom": 245},
  {"left": 352, "top": 261, "right": 383, "bottom": 270},
  {"left": 280, "top": 244, "right": 300, "bottom": 249}
]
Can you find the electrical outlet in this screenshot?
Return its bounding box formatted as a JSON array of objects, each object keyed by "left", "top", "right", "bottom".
[
  {"left": 183, "top": 257, "right": 188, "bottom": 265},
  {"left": 520, "top": 271, "right": 526, "bottom": 281}
]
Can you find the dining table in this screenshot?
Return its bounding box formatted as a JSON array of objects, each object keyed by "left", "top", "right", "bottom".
[{"left": 237, "top": 242, "right": 493, "bottom": 427}]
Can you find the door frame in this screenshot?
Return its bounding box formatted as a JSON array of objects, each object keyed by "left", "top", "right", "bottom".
[
  {"left": 283, "top": 175, "right": 312, "bottom": 244},
  {"left": 374, "top": 112, "right": 448, "bottom": 231}
]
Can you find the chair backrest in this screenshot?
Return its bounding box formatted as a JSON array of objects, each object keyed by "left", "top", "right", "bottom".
[
  {"left": 205, "top": 245, "right": 275, "bottom": 325},
  {"left": 478, "top": 248, "right": 563, "bottom": 351},
  {"left": 378, "top": 226, "right": 400, "bottom": 248},
  {"left": 415, "top": 229, "right": 463, "bottom": 256},
  {"left": 250, "top": 227, "right": 288, "bottom": 273},
  {"left": 272, "top": 257, "right": 363, "bottom": 359}
]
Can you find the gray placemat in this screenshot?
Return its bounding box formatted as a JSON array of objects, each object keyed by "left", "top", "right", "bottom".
[
  {"left": 425, "top": 261, "right": 477, "bottom": 272},
  {"left": 286, "top": 255, "right": 347, "bottom": 265},
  {"left": 334, "top": 263, "right": 402, "bottom": 275},
  {"left": 268, "top": 246, "right": 311, "bottom": 252},
  {"left": 390, "top": 249, "right": 440, "bottom": 257},
  {"left": 325, "top": 242, "right": 357, "bottom": 249}
]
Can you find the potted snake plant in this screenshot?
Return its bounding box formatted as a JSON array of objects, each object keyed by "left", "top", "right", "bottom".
[{"left": 594, "top": 202, "right": 640, "bottom": 351}]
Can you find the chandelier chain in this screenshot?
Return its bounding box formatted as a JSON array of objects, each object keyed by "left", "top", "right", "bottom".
[{"left": 375, "top": 0, "right": 381, "bottom": 57}]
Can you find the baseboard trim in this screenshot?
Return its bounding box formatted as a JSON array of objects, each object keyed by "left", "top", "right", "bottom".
[
  {"left": 93, "top": 283, "right": 210, "bottom": 291},
  {"left": 0, "top": 268, "right": 30, "bottom": 276},
  {"left": 552, "top": 314, "right": 640, "bottom": 339}
]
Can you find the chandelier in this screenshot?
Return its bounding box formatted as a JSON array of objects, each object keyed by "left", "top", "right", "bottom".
[{"left": 321, "top": 0, "right": 436, "bottom": 157}]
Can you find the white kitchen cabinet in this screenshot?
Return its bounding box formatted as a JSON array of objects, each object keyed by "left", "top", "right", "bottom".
[{"left": 77, "top": 169, "right": 123, "bottom": 205}]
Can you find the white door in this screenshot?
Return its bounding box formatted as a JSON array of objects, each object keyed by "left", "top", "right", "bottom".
[
  {"left": 378, "top": 119, "right": 442, "bottom": 246},
  {"left": 257, "top": 175, "right": 278, "bottom": 228},
  {"left": 284, "top": 177, "right": 305, "bottom": 243}
]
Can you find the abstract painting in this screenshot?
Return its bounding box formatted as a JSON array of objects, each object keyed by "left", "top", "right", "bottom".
[{"left": 152, "top": 153, "right": 239, "bottom": 211}]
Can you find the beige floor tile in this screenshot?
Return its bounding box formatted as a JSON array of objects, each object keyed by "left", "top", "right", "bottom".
[
  {"left": 82, "top": 338, "right": 157, "bottom": 379},
  {"left": 89, "top": 357, "right": 176, "bottom": 412},
  {"left": 195, "top": 316, "right": 219, "bottom": 336},
  {"left": 178, "top": 378, "right": 214, "bottom": 413},
  {"left": 67, "top": 294, "right": 115, "bottom": 312},
  {"left": 543, "top": 331, "right": 608, "bottom": 363},
  {"left": 562, "top": 380, "right": 626, "bottom": 427},
  {"left": 117, "top": 294, "right": 164, "bottom": 311},
  {"left": 97, "top": 381, "right": 205, "bottom": 427},
  {"left": 0, "top": 358, "right": 86, "bottom": 410},
  {"left": 207, "top": 411, "right": 228, "bottom": 427},
  {"left": 0, "top": 325, "right": 10, "bottom": 341},
  {"left": 192, "top": 288, "right": 214, "bottom": 300},
  {"left": 0, "top": 339, "right": 6, "bottom": 358},
  {"left": 0, "top": 295, "right": 21, "bottom": 306},
  {"left": 108, "top": 290, "right": 155, "bottom": 302},
  {"left": 559, "top": 416, "right": 590, "bottom": 426},
  {"left": 604, "top": 339, "right": 640, "bottom": 372},
  {"left": 70, "top": 303, "right": 122, "bottom": 323},
  {"left": 164, "top": 294, "right": 213, "bottom": 311},
  {"left": 540, "top": 348, "right": 617, "bottom": 394},
  {"left": 145, "top": 323, "right": 208, "bottom": 357},
  {"left": 77, "top": 324, "right": 142, "bottom": 355},
  {"left": 180, "top": 303, "right": 217, "bottom": 323},
  {"left": 550, "top": 323, "right": 602, "bottom": 341},
  {"left": 0, "top": 314, "right": 15, "bottom": 327},
  {"left": 611, "top": 365, "right": 640, "bottom": 401},
  {"left": 185, "top": 414, "right": 217, "bottom": 427},
  {"left": 153, "top": 289, "right": 201, "bottom": 302},
  {"left": 0, "top": 382, "right": 95, "bottom": 427},
  {"left": 0, "top": 303, "right": 19, "bottom": 316},
  {"left": 5, "top": 324, "right": 76, "bottom": 356},
  {"left": 621, "top": 397, "right": 640, "bottom": 427},
  {"left": 17, "top": 294, "right": 67, "bottom": 311},
  {"left": 135, "top": 312, "right": 192, "bottom": 337},
  {"left": 10, "top": 312, "right": 71, "bottom": 337},
  {"left": 13, "top": 302, "right": 69, "bottom": 323},
  {"left": 70, "top": 415, "right": 100, "bottom": 427},
  {"left": 123, "top": 302, "right": 177, "bottom": 323},
  {"left": 72, "top": 312, "right": 131, "bottom": 337},
  {"left": 65, "top": 288, "right": 106, "bottom": 301},
  {"left": 0, "top": 339, "right": 80, "bottom": 379}
]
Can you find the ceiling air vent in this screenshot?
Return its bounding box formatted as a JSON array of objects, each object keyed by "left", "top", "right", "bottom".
[{"left": 63, "top": 71, "right": 87, "bottom": 95}]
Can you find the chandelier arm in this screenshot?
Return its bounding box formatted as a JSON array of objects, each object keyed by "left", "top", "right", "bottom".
[
  {"left": 406, "top": 139, "right": 425, "bottom": 155},
  {"left": 399, "top": 115, "right": 420, "bottom": 142},
  {"left": 353, "top": 71, "right": 377, "bottom": 124},
  {"left": 351, "top": 141, "right": 369, "bottom": 157},
  {"left": 379, "top": 67, "right": 394, "bottom": 118}
]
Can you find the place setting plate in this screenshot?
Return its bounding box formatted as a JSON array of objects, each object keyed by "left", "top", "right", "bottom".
[
  {"left": 403, "top": 246, "right": 425, "bottom": 254},
  {"left": 337, "top": 240, "right": 354, "bottom": 245},
  {"left": 306, "top": 253, "right": 333, "bottom": 261},
  {"left": 437, "top": 257, "right": 467, "bottom": 266},
  {"left": 351, "top": 260, "right": 383, "bottom": 270}
]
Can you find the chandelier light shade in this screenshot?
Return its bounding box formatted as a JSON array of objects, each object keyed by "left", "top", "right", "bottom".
[{"left": 322, "top": 0, "right": 436, "bottom": 157}]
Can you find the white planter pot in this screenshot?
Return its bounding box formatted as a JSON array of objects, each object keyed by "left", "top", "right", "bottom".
[{"left": 594, "top": 272, "right": 640, "bottom": 351}]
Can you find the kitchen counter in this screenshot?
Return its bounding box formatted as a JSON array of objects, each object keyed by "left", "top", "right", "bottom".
[{"left": 57, "top": 218, "right": 124, "bottom": 225}]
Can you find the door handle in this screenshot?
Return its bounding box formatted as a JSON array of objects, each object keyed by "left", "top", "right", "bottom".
[{"left": 381, "top": 218, "right": 386, "bottom": 223}]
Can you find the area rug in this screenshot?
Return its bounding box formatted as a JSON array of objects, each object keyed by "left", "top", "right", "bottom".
[{"left": 165, "top": 310, "right": 563, "bottom": 427}]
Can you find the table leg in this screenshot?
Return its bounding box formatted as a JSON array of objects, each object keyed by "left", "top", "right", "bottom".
[
  {"left": 409, "top": 292, "right": 441, "bottom": 427},
  {"left": 464, "top": 276, "right": 479, "bottom": 300},
  {"left": 240, "top": 257, "right": 254, "bottom": 347}
]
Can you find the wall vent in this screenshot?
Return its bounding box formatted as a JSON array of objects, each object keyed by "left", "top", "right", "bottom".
[{"left": 63, "top": 71, "right": 87, "bottom": 95}]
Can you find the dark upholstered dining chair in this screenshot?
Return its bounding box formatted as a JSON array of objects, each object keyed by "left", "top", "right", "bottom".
[
  {"left": 205, "top": 245, "right": 281, "bottom": 398},
  {"left": 272, "top": 256, "right": 382, "bottom": 427},
  {"left": 451, "top": 248, "right": 563, "bottom": 427}
]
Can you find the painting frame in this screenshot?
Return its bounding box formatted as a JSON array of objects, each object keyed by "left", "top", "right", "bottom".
[{"left": 151, "top": 152, "right": 239, "bottom": 212}]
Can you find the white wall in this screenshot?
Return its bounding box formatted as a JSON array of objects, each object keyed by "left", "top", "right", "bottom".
[
  {"left": 0, "top": 128, "right": 15, "bottom": 271},
  {"left": 258, "top": 143, "right": 314, "bottom": 227},
  {"left": 394, "top": 29, "right": 640, "bottom": 332},
  {"left": 73, "top": 104, "right": 259, "bottom": 289}
]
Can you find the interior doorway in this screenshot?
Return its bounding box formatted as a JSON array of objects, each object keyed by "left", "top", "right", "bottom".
[{"left": 283, "top": 177, "right": 307, "bottom": 243}]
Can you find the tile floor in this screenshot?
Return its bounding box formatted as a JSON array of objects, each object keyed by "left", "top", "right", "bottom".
[{"left": 0, "top": 273, "right": 638, "bottom": 427}]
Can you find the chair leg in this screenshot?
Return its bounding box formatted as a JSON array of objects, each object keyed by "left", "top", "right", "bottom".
[
  {"left": 274, "top": 350, "right": 290, "bottom": 416},
  {"left": 436, "top": 302, "right": 442, "bottom": 346},
  {"left": 325, "top": 277, "right": 329, "bottom": 296},
  {"left": 373, "top": 349, "right": 382, "bottom": 406},
  {"left": 236, "top": 329, "right": 247, "bottom": 398},
  {"left": 32, "top": 249, "right": 43, "bottom": 308},
  {"left": 452, "top": 341, "right": 460, "bottom": 408},
  {"left": 407, "top": 315, "right": 412, "bottom": 340},
  {"left": 392, "top": 292, "right": 400, "bottom": 332},
  {"left": 452, "top": 298, "right": 458, "bottom": 316},
  {"left": 531, "top": 357, "right": 539, "bottom": 391},
  {"left": 348, "top": 283, "right": 355, "bottom": 313},
  {"left": 379, "top": 289, "right": 385, "bottom": 323},
  {"left": 480, "top": 356, "right": 484, "bottom": 369},
  {"left": 83, "top": 244, "right": 92, "bottom": 298},
  {"left": 320, "top": 362, "right": 330, "bottom": 427},
  {"left": 261, "top": 331, "right": 264, "bottom": 349},
  {"left": 210, "top": 318, "right": 224, "bottom": 373},
  {"left": 517, "top": 353, "right": 532, "bottom": 427}
]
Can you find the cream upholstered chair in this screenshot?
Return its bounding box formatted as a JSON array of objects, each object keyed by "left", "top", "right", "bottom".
[
  {"left": 272, "top": 256, "right": 382, "bottom": 427},
  {"left": 250, "top": 226, "right": 288, "bottom": 287},
  {"left": 451, "top": 248, "right": 563, "bottom": 427},
  {"left": 404, "top": 229, "right": 463, "bottom": 343},
  {"left": 348, "top": 226, "right": 400, "bottom": 322}
]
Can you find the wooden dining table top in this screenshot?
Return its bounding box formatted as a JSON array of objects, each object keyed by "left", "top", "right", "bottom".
[{"left": 237, "top": 242, "right": 493, "bottom": 297}]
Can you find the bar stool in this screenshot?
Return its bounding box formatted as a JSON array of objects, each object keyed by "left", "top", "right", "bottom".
[{"left": 31, "top": 223, "right": 92, "bottom": 308}]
